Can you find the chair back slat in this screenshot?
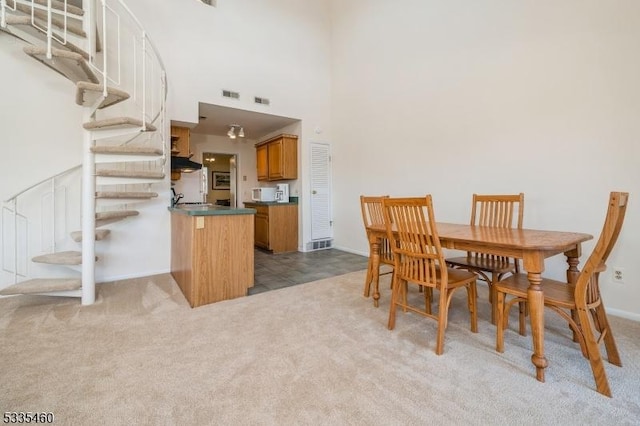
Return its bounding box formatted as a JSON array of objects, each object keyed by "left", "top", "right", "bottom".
[
  {"left": 360, "top": 195, "right": 394, "bottom": 265},
  {"left": 472, "top": 193, "right": 524, "bottom": 228},
  {"left": 468, "top": 193, "right": 524, "bottom": 264},
  {"left": 360, "top": 195, "right": 389, "bottom": 228},
  {"left": 383, "top": 196, "right": 444, "bottom": 288}
]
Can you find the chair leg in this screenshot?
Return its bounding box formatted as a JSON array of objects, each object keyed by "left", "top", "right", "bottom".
[
  {"left": 518, "top": 301, "right": 527, "bottom": 336},
  {"left": 468, "top": 282, "right": 478, "bottom": 333},
  {"left": 592, "top": 304, "right": 622, "bottom": 366},
  {"left": 388, "top": 276, "right": 401, "bottom": 330},
  {"left": 363, "top": 255, "right": 374, "bottom": 297},
  {"left": 570, "top": 308, "right": 581, "bottom": 343},
  {"left": 419, "top": 286, "right": 433, "bottom": 315},
  {"left": 401, "top": 280, "right": 408, "bottom": 313},
  {"left": 496, "top": 290, "right": 506, "bottom": 353},
  {"left": 490, "top": 274, "right": 498, "bottom": 325},
  {"left": 435, "top": 289, "right": 449, "bottom": 355},
  {"left": 576, "top": 307, "right": 613, "bottom": 397}
]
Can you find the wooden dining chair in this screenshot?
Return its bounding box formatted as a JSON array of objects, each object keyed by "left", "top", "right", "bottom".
[
  {"left": 446, "top": 193, "right": 524, "bottom": 325},
  {"left": 495, "top": 192, "right": 629, "bottom": 397},
  {"left": 383, "top": 196, "right": 478, "bottom": 355},
  {"left": 360, "top": 195, "right": 395, "bottom": 306}
]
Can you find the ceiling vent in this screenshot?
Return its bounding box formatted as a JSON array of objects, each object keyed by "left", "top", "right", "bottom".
[
  {"left": 222, "top": 90, "right": 240, "bottom": 99},
  {"left": 254, "top": 96, "right": 270, "bottom": 106}
]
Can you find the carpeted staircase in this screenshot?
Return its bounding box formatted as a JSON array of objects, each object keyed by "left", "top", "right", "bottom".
[{"left": 0, "top": 0, "right": 167, "bottom": 304}]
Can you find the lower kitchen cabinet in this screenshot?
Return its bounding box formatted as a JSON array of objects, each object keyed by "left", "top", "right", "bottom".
[
  {"left": 245, "top": 202, "right": 298, "bottom": 253},
  {"left": 170, "top": 208, "right": 255, "bottom": 307}
]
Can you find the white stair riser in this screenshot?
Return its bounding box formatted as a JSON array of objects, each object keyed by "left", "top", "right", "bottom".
[
  {"left": 96, "top": 198, "right": 155, "bottom": 207},
  {"left": 94, "top": 154, "right": 164, "bottom": 163},
  {"left": 89, "top": 127, "right": 151, "bottom": 140},
  {"left": 96, "top": 176, "right": 164, "bottom": 185},
  {"left": 33, "top": 290, "right": 82, "bottom": 298}
]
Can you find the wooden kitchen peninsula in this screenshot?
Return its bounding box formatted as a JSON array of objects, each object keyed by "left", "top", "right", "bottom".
[{"left": 169, "top": 205, "right": 256, "bottom": 308}]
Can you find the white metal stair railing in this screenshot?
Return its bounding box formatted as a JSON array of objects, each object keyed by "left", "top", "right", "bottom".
[
  {"left": 0, "top": 0, "right": 82, "bottom": 57},
  {"left": 0, "top": 0, "right": 167, "bottom": 304},
  {"left": 2, "top": 166, "right": 82, "bottom": 289}
]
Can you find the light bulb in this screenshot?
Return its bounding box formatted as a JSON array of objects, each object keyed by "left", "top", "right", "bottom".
[
  {"left": 238, "top": 127, "right": 245, "bottom": 138},
  {"left": 227, "top": 127, "right": 236, "bottom": 138}
]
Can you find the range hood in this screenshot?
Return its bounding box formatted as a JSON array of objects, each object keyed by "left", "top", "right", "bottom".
[{"left": 171, "top": 156, "right": 202, "bottom": 173}]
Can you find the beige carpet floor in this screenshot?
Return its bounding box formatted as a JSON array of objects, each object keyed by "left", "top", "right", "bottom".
[{"left": 1, "top": 271, "right": 639, "bottom": 425}]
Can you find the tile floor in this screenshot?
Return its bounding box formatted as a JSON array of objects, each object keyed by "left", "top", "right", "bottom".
[{"left": 249, "top": 248, "right": 370, "bottom": 295}]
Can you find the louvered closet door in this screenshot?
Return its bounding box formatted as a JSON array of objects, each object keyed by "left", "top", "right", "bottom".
[{"left": 310, "top": 143, "right": 332, "bottom": 240}]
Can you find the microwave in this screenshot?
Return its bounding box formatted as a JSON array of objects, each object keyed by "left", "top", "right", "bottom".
[{"left": 251, "top": 187, "right": 277, "bottom": 202}]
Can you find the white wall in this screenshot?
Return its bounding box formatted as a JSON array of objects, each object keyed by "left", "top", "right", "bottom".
[
  {"left": 126, "top": 0, "right": 333, "bottom": 249},
  {"left": 330, "top": 0, "right": 640, "bottom": 319},
  {"left": 0, "top": 35, "right": 83, "bottom": 197}
]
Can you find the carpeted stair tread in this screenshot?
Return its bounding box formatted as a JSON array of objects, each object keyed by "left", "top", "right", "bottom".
[
  {"left": 96, "top": 210, "right": 139, "bottom": 227},
  {"left": 4, "top": 15, "right": 31, "bottom": 25},
  {"left": 96, "top": 191, "right": 159, "bottom": 199},
  {"left": 76, "top": 82, "right": 131, "bottom": 109},
  {"left": 10, "top": 1, "right": 85, "bottom": 37},
  {"left": 70, "top": 229, "right": 111, "bottom": 242},
  {"left": 6, "top": 0, "right": 84, "bottom": 16},
  {"left": 91, "top": 145, "right": 163, "bottom": 156},
  {"left": 96, "top": 210, "right": 139, "bottom": 220},
  {"left": 83, "top": 117, "right": 157, "bottom": 132},
  {"left": 0, "top": 278, "right": 82, "bottom": 296},
  {"left": 23, "top": 45, "right": 98, "bottom": 83},
  {"left": 96, "top": 169, "right": 165, "bottom": 179},
  {"left": 32, "top": 250, "right": 88, "bottom": 265},
  {"left": 3, "top": 15, "right": 90, "bottom": 60}
]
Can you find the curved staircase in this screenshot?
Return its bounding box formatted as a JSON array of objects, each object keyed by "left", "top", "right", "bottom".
[{"left": 0, "top": 0, "right": 167, "bottom": 304}]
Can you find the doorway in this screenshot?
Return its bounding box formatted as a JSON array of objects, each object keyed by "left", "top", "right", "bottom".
[{"left": 203, "top": 152, "right": 237, "bottom": 207}]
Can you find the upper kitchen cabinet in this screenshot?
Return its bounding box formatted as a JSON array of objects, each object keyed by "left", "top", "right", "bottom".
[
  {"left": 256, "top": 143, "right": 269, "bottom": 181},
  {"left": 255, "top": 134, "right": 298, "bottom": 181},
  {"left": 171, "top": 125, "right": 191, "bottom": 157}
]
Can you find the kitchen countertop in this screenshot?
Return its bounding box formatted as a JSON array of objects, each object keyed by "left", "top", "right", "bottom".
[
  {"left": 168, "top": 205, "right": 256, "bottom": 216},
  {"left": 243, "top": 201, "right": 298, "bottom": 206}
]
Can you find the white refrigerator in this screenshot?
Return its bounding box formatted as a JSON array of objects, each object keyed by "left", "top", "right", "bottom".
[{"left": 173, "top": 166, "right": 209, "bottom": 203}]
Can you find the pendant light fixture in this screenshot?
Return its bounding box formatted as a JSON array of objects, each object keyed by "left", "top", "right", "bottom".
[{"left": 227, "top": 124, "right": 245, "bottom": 139}]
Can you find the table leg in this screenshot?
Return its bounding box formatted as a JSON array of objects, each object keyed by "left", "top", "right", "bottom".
[
  {"left": 363, "top": 243, "right": 374, "bottom": 297},
  {"left": 566, "top": 252, "right": 581, "bottom": 284},
  {"left": 371, "top": 239, "right": 381, "bottom": 307},
  {"left": 526, "top": 271, "right": 548, "bottom": 382},
  {"left": 566, "top": 252, "right": 581, "bottom": 342}
]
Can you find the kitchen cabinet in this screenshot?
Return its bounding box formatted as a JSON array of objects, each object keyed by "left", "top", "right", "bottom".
[
  {"left": 170, "top": 206, "right": 255, "bottom": 307},
  {"left": 256, "top": 144, "right": 269, "bottom": 181},
  {"left": 171, "top": 125, "right": 191, "bottom": 157},
  {"left": 255, "top": 134, "right": 298, "bottom": 181},
  {"left": 245, "top": 202, "right": 298, "bottom": 253},
  {"left": 171, "top": 125, "right": 191, "bottom": 181}
]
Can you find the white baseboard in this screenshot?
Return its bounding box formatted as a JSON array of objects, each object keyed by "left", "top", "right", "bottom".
[{"left": 607, "top": 307, "right": 640, "bottom": 322}]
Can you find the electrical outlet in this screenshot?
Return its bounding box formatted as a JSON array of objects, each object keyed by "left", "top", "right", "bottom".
[{"left": 613, "top": 267, "right": 624, "bottom": 283}]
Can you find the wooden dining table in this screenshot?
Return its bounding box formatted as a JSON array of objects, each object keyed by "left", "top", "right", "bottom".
[{"left": 365, "top": 222, "right": 593, "bottom": 384}]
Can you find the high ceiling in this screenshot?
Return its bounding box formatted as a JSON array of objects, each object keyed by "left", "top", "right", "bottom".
[{"left": 191, "top": 103, "right": 299, "bottom": 141}]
